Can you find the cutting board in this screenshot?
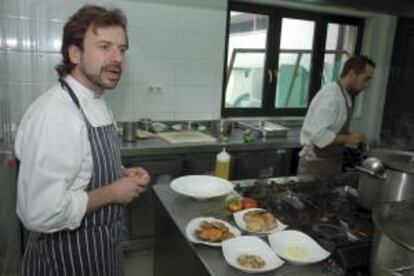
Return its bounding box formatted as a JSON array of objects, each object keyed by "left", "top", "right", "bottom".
[{"left": 157, "top": 131, "right": 217, "bottom": 144}]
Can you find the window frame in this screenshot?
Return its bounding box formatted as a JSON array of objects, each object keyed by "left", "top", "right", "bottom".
[{"left": 221, "top": 1, "right": 365, "bottom": 118}]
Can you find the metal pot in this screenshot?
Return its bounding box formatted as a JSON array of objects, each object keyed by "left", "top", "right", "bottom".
[
  {"left": 371, "top": 200, "right": 414, "bottom": 275},
  {"left": 357, "top": 173, "right": 385, "bottom": 210},
  {"left": 357, "top": 149, "right": 414, "bottom": 210},
  {"left": 121, "top": 121, "right": 138, "bottom": 142}
]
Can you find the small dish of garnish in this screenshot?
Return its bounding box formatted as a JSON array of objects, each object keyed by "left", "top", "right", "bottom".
[{"left": 222, "top": 236, "right": 284, "bottom": 273}]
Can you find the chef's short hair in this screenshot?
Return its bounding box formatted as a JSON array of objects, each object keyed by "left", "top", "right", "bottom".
[
  {"left": 56, "top": 5, "right": 128, "bottom": 78},
  {"left": 340, "top": 55, "right": 376, "bottom": 78}
]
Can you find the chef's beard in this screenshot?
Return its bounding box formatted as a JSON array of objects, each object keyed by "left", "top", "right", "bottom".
[{"left": 79, "top": 62, "right": 122, "bottom": 92}]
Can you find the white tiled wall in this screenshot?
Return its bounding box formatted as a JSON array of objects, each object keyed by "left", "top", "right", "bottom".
[{"left": 0, "top": 0, "right": 227, "bottom": 125}]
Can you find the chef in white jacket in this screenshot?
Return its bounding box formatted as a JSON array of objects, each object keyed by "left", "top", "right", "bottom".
[
  {"left": 297, "top": 56, "right": 375, "bottom": 176},
  {"left": 15, "top": 5, "right": 149, "bottom": 275}
]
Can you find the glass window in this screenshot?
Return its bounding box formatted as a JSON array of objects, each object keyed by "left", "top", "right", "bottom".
[
  {"left": 225, "top": 12, "right": 269, "bottom": 108},
  {"left": 322, "top": 23, "right": 359, "bottom": 84},
  {"left": 222, "top": 2, "right": 364, "bottom": 117},
  {"left": 275, "top": 18, "right": 315, "bottom": 108}
]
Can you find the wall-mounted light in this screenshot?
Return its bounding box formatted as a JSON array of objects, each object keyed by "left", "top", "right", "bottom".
[
  {"left": 6, "top": 38, "right": 18, "bottom": 48},
  {"left": 22, "top": 39, "right": 33, "bottom": 49},
  {"left": 52, "top": 39, "right": 61, "bottom": 51}
]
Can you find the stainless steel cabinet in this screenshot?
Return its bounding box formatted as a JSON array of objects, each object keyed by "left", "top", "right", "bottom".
[
  {"left": 121, "top": 156, "right": 182, "bottom": 251},
  {"left": 231, "top": 149, "right": 292, "bottom": 179},
  {"left": 121, "top": 152, "right": 217, "bottom": 251}
]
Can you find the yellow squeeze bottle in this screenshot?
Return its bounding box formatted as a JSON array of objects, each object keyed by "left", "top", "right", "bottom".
[{"left": 214, "top": 148, "right": 231, "bottom": 180}]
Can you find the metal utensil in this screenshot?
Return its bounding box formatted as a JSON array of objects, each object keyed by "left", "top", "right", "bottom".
[
  {"left": 354, "top": 165, "right": 386, "bottom": 180},
  {"left": 362, "top": 157, "right": 386, "bottom": 175}
]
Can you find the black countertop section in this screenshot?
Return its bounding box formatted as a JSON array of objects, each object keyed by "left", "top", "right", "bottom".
[{"left": 121, "top": 128, "right": 301, "bottom": 157}]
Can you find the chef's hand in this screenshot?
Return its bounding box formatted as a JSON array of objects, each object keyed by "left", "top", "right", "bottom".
[
  {"left": 87, "top": 175, "right": 148, "bottom": 213},
  {"left": 345, "top": 132, "right": 365, "bottom": 145},
  {"left": 110, "top": 175, "right": 148, "bottom": 204},
  {"left": 121, "top": 166, "right": 151, "bottom": 186}
]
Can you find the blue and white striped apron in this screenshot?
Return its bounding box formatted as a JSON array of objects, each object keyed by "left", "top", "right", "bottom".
[{"left": 22, "top": 79, "right": 124, "bottom": 276}]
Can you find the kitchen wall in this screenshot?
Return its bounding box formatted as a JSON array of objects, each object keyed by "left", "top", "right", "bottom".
[
  {"left": 0, "top": 0, "right": 397, "bottom": 142},
  {"left": 0, "top": 0, "right": 227, "bottom": 128}
]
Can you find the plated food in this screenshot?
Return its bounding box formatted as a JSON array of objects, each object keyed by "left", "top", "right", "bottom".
[
  {"left": 233, "top": 208, "right": 288, "bottom": 234},
  {"left": 222, "top": 236, "right": 284, "bottom": 274},
  {"left": 237, "top": 254, "right": 266, "bottom": 269},
  {"left": 243, "top": 209, "right": 278, "bottom": 232},
  {"left": 195, "top": 220, "right": 235, "bottom": 243},
  {"left": 268, "top": 230, "right": 331, "bottom": 265},
  {"left": 186, "top": 217, "right": 241, "bottom": 247}
]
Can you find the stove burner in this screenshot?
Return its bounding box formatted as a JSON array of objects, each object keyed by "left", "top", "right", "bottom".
[
  {"left": 312, "top": 223, "right": 349, "bottom": 252},
  {"left": 313, "top": 223, "right": 347, "bottom": 240},
  {"left": 235, "top": 173, "right": 373, "bottom": 272}
]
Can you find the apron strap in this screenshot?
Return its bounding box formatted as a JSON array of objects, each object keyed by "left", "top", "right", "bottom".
[
  {"left": 60, "top": 78, "right": 81, "bottom": 109},
  {"left": 336, "top": 81, "right": 354, "bottom": 134}
]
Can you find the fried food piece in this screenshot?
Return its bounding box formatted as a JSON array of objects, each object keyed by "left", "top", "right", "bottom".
[
  {"left": 220, "top": 231, "right": 235, "bottom": 240},
  {"left": 196, "top": 228, "right": 223, "bottom": 242},
  {"left": 195, "top": 220, "right": 235, "bottom": 242},
  {"left": 237, "top": 254, "right": 266, "bottom": 269},
  {"left": 243, "top": 210, "right": 278, "bottom": 232}
]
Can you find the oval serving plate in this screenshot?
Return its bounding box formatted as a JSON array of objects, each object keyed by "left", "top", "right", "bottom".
[
  {"left": 185, "top": 217, "right": 241, "bottom": 247},
  {"left": 268, "top": 230, "right": 331, "bottom": 265},
  {"left": 222, "top": 236, "right": 285, "bottom": 273},
  {"left": 233, "top": 208, "right": 287, "bottom": 235}
]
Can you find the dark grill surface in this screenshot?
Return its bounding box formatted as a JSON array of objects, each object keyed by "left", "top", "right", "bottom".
[{"left": 234, "top": 173, "right": 373, "bottom": 274}]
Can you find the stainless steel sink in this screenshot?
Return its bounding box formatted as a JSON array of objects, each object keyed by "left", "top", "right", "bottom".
[{"left": 237, "top": 120, "right": 289, "bottom": 137}]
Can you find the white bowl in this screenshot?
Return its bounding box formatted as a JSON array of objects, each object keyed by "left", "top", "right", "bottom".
[
  {"left": 268, "top": 230, "right": 331, "bottom": 265},
  {"left": 222, "top": 236, "right": 285, "bottom": 273},
  {"left": 233, "top": 208, "right": 288, "bottom": 235},
  {"left": 170, "top": 175, "right": 233, "bottom": 200},
  {"left": 185, "top": 217, "right": 241, "bottom": 247}
]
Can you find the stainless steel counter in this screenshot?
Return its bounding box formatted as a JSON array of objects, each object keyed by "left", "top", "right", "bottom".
[
  {"left": 152, "top": 182, "right": 326, "bottom": 276},
  {"left": 121, "top": 128, "right": 301, "bottom": 157}
]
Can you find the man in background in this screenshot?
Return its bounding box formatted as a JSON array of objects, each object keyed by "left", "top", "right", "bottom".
[{"left": 297, "top": 55, "right": 375, "bottom": 176}]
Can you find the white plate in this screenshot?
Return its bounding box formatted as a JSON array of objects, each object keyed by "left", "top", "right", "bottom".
[
  {"left": 233, "top": 208, "right": 288, "bottom": 235},
  {"left": 268, "top": 230, "right": 331, "bottom": 265},
  {"left": 170, "top": 175, "right": 233, "bottom": 200},
  {"left": 222, "top": 236, "right": 285, "bottom": 274},
  {"left": 185, "top": 217, "right": 241, "bottom": 247}
]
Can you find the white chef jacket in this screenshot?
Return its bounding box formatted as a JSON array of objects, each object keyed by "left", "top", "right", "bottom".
[
  {"left": 15, "top": 75, "right": 115, "bottom": 233},
  {"left": 299, "top": 82, "right": 352, "bottom": 160}
]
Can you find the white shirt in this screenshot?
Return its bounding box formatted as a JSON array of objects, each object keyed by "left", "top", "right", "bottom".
[
  {"left": 15, "top": 75, "right": 115, "bottom": 233},
  {"left": 299, "top": 82, "right": 352, "bottom": 160}
]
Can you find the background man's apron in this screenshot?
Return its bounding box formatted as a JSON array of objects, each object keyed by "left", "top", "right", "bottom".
[
  {"left": 297, "top": 84, "right": 354, "bottom": 176},
  {"left": 22, "top": 79, "right": 124, "bottom": 276}
]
